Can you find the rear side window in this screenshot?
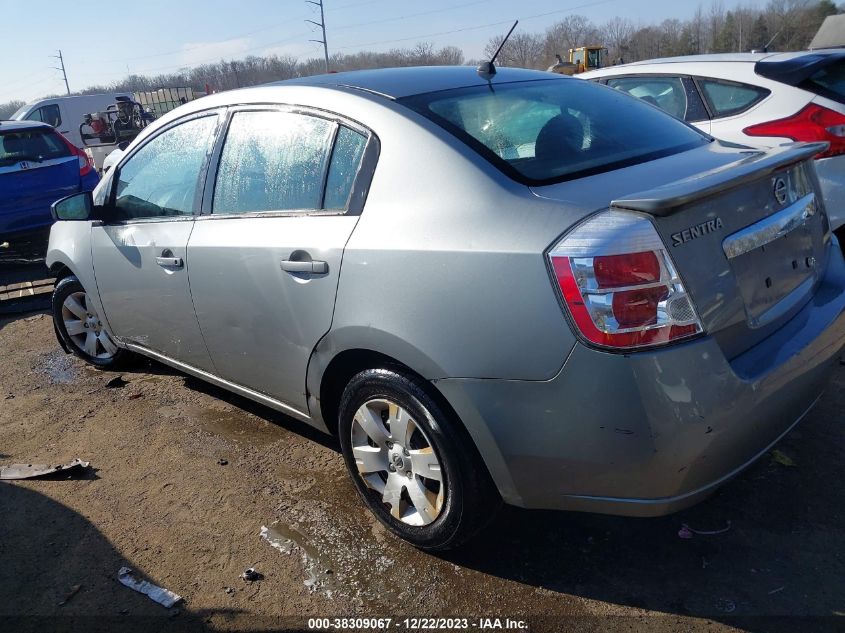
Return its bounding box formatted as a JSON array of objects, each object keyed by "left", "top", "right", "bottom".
[
  {"left": 213, "top": 110, "right": 335, "bottom": 214},
  {"left": 804, "top": 60, "right": 845, "bottom": 104},
  {"left": 324, "top": 126, "right": 367, "bottom": 209},
  {"left": 25, "top": 104, "right": 62, "bottom": 128},
  {"left": 400, "top": 79, "right": 708, "bottom": 185},
  {"left": 113, "top": 114, "right": 218, "bottom": 220},
  {"left": 606, "top": 76, "right": 688, "bottom": 120},
  {"left": 697, "top": 79, "right": 769, "bottom": 118},
  {"left": 0, "top": 129, "right": 70, "bottom": 166}
]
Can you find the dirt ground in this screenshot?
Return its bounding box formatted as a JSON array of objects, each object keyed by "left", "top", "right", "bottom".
[{"left": 1, "top": 269, "right": 844, "bottom": 632}]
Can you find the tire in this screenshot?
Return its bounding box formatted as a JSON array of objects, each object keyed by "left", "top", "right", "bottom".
[
  {"left": 52, "top": 275, "right": 127, "bottom": 369},
  {"left": 338, "top": 368, "right": 500, "bottom": 550}
]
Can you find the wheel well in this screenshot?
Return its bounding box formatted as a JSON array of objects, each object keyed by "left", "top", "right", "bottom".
[
  {"left": 49, "top": 264, "right": 73, "bottom": 283},
  {"left": 319, "top": 349, "right": 405, "bottom": 436},
  {"left": 318, "top": 348, "right": 500, "bottom": 497}
]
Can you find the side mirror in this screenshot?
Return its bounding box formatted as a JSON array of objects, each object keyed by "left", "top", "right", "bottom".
[{"left": 51, "top": 191, "right": 94, "bottom": 221}]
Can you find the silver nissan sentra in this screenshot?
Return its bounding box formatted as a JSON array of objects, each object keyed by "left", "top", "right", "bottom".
[{"left": 46, "top": 66, "right": 845, "bottom": 550}]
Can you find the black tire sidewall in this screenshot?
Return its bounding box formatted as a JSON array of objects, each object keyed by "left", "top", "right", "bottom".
[
  {"left": 52, "top": 275, "right": 123, "bottom": 369},
  {"left": 338, "top": 368, "right": 483, "bottom": 551}
]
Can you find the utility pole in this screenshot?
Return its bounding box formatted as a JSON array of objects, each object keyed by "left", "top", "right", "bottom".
[
  {"left": 305, "top": 0, "right": 329, "bottom": 73},
  {"left": 51, "top": 50, "right": 71, "bottom": 95}
]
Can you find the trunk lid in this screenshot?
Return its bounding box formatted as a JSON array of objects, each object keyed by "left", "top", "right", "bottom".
[
  {"left": 0, "top": 157, "right": 81, "bottom": 236},
  {"left": 533, "top": 142, "right": 833, "bottom": 359}
]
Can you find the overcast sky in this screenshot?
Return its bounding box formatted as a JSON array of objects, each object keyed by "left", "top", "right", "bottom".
[{"left": 2, "top": 0, "right": 744, "bottom": 103}]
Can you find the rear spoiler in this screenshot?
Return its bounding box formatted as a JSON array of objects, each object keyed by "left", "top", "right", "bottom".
[
  {"left": 611, "top": 141, "right": 829, "bottom": 216},
  {"left": 754, "top": 51, "right": 845, "bottom": 86}
]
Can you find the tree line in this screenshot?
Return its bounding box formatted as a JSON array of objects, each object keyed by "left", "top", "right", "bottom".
[{"left": 1, "top": 0, "right": 842, "bottom": 120}]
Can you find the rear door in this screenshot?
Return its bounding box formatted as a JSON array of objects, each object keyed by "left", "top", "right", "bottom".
[
  {"left": 0, "top": 126, "right": 80, "bottom": 236},
  {"left": 91, "top": 111, "right": 222, "bottom": 370},
  {"left": 187, "top": 107, "right": 374, "bottom": 413}
]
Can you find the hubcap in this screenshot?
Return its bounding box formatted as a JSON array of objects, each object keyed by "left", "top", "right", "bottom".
[
  {"left": 61, "top": 291, "right": 118, "bottom": 360},
  {"left": 350, "top": 398, "right": 445, "bottom": 526}
]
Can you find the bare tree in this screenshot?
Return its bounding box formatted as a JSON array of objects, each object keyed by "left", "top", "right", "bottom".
[
  {"left": 484, "top": 32, "right": 545, "bottom": 69},
  {"left": 602, "top": 17, "right": 634, "bottom": 63}
]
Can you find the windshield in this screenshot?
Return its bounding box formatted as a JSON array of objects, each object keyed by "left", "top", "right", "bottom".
[
  {"left": 0, "top": 129, "right": 71, "bottom": 166},
  {"left": 9, "top": 104, "right": 29, "bottom": 120},
  {"left": 400, "top": 78, "right": 709, "bottom": 185}
]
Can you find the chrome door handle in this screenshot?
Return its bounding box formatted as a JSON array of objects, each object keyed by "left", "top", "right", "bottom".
[
  {"left": 280, "top": 259, "right": 328, "bottom": 274},
  {"left": 156, "top": 256, "right": 183, "bottom": 268}
]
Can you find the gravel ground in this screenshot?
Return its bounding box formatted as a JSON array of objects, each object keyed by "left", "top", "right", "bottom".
[{"left": 1, "top": 299, "right": 843, "bottom": 632}]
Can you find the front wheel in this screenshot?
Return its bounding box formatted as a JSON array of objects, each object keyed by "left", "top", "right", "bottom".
[
  {"left": 338, "top": 368, "right": 499, "bottom": 550},
  {"left": 52, "top": 275, "right": 126, "bottom": 368}
]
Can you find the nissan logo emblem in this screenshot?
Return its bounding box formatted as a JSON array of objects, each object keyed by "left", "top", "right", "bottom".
[{"left": 773, "top": 177, "right": 788, "bottom": 205}]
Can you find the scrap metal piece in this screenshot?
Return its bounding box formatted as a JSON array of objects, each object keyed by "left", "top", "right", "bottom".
[
  {"left": 117, "top": 567, "right": 182, "bottom": 608},
  {"left": 0, "top": 458, "right": 90, "bottom": 480}
]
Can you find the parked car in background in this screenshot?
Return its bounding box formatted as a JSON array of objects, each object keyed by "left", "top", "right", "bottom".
[
  {"left": 580, "top": 50, "right": 845, "bottom": 230},
  {"left": 46, "top": 67, "right": 845, "bottom": 550},
  {"left": 11, "top": 93, "right": 132, "bottom": 149},
  {"left": 0, "top": 120, "right": 98, "bottom": 244}
]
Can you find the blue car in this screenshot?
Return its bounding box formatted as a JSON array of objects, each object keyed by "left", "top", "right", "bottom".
[{"left": 0, "top": 120, "right": 99, "bottom": 242}]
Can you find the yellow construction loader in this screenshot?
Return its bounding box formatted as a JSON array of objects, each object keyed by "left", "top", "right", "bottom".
[{"left": 547, "top": 46, "right": 608, "bottom": 75}]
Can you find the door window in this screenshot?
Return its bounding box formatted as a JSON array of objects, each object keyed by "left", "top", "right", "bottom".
[
  {"left": 213, "top": 110, "right": 336, "bottom": 214},
  {"left": 25, "top": 104, "right": 62, "bottom": 128},
  {"left": 698, "top": 79, "right": 770, "bottom": 118},
  {"left": 324, "top": 126, "right": 368, "bottom": 209},
  {"left": 112, "top": 114, "right": 218, "bottom": 220},
  {"left": 606, "top": 76, "right": 689, "bottom": 120}
]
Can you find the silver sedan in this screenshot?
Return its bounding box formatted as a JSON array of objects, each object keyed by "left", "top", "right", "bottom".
[{"left": 47, "top": 66, "right": 845, "bottom": 549}]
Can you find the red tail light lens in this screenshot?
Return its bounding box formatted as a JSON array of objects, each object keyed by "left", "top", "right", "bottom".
[
  {"left": 743, "top": 104, "right": 845, "bottom": 159},
  {"left": 548, "top": 211, "right": 703, "bottom": 350},
  {"left": 55, "top": 131, "right": 93, "bottom": 177}
]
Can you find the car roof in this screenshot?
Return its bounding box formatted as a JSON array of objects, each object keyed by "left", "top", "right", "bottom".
[
  {"left": 271, "top": 65, "right": 566, "bottom": 99},
  {"left": 0, "top": 120, "right": 52, "bottom": 132},
  {"left": 617, "top": 49, "right": 843, "bottom": 67}
]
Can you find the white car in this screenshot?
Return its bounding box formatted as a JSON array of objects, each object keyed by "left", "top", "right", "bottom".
[{"left": 581, "top": 51, "right": 845, "bottom": 229}]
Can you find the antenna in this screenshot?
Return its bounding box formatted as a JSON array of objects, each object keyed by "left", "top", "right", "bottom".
[
  {"left": 306, "top": 0, "right": 330, "bottom": 73},
  {"left": 51, "top": 49, "right": 71, "bottom": 95},
  {"left": 477, "top": 20, "right": 518, "bottom": 80}
]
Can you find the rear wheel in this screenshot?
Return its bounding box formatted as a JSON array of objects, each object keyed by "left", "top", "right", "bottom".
[
  {"left": 338, "top": 368, "right": 499, "bottom": 550},
  {"left": 52, "top": 275, "right": 126, "bottom": 368}
]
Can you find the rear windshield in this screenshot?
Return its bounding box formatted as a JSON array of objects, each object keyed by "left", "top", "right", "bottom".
[
  {"left": 0, "top": 129, "right": 71, "bottom": 167},
  {"left": 400, "top": 78, "right": 709, "bottom": 185},
  {"left": 805, "top": 60, "right": 845, "bottom": 104}
]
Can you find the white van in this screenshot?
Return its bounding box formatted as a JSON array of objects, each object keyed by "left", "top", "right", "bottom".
[{"left": 11, "top": 93, "right": 131, "bottom": 149}]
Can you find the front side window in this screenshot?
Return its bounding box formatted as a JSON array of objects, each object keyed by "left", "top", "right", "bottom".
[
  {"left": 112, "top": 114, "right": 218, "bottom": 220},
  {"left": 698, "top": 79, "right": 769, "bottom": 118},
  {"left": 213, "top": 111, "right": 335, "bottom": 215},
  {"left": 606, "top": 76, "right": 689, "bottom": 120},
  {"left": 0, "top": 129, "right": 70, "bottom": 166},
  {"left": 400, "top": 79, "right": 708, "bottom": 185},
  {"left": 25, "top": 104, "right": 62, "bottom": 128}
]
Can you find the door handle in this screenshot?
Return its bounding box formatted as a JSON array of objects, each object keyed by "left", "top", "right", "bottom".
[
  {"left": 280, "top": 259, "right": 328, "bottom": 274},
  {"left": 156, "top": 250, "right": 183, "bottom": 268}
]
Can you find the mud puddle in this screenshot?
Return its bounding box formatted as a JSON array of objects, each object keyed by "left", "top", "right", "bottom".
[
  {"left": 157, "top": 404, "right": 291, "bottom": 448},
  {"left": 261, "top": 521, "right": 333, "bottom": 594}
]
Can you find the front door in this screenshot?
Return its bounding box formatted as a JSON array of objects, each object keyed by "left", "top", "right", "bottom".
[
  {"left": 92, "top": 112, "right": 221, "bottom": 370},
  {"left": 188, "top": 108, "right": 372, "bottom": 412}
]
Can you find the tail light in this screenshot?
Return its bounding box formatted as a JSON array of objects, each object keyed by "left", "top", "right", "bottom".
[
  {"left": 743, "top": 104, "right": 845, "bottom": 159},
  {"left": 55, "top": 132, "right": 93, "bottom": 177},
  {"left": 548, "top": 211, "right": 703, "bottom": 350}
]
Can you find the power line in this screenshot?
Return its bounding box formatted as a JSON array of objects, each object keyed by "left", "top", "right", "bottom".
[
  {"left": 331, "top": 0, "right": 487, "bottom": 33},
  {"left": 334, "top": 0, "right": 619, "bottom": 51}
]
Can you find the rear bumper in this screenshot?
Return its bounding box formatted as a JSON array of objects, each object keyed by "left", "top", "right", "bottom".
[
  {"left": 817, "top": 155, "right": 845, "bottom": 230},
  {"left": 435, "top": 241, "right": 845, "bottom": 515}
]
